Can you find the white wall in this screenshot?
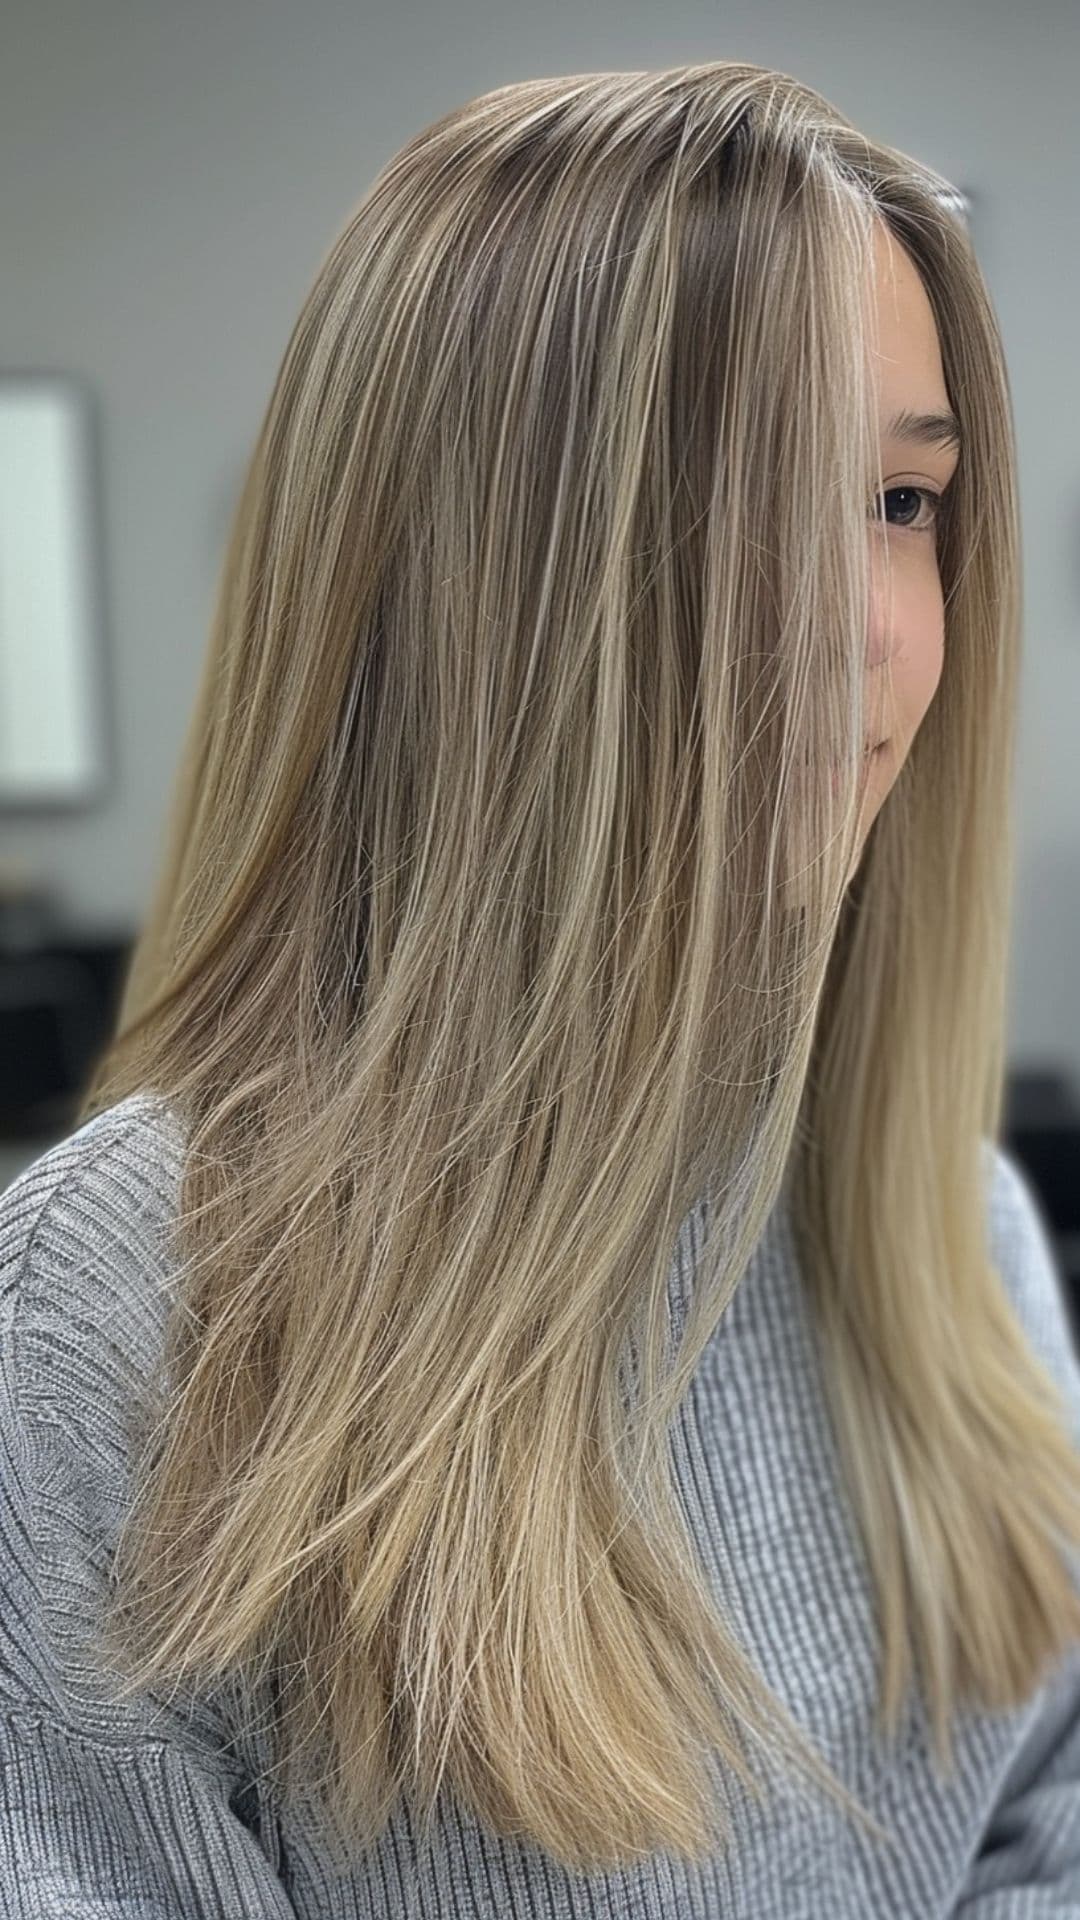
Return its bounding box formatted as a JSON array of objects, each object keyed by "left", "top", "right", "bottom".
[{"left": 3, "top": 0, "right": 1078, "bottom": 1073}]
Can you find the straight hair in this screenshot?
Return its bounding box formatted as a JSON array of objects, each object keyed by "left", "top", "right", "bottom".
[{"left": 77, "top": 60, "right": 1080, "bottom": 1875}]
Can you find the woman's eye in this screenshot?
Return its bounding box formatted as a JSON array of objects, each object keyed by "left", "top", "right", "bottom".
[{"left": 869, "top": 485, "right": 943, "bottom": 535}]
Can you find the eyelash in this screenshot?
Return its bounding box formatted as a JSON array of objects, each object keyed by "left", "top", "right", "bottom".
[{"left": 869, "top": 485, "right": 945, "bottom": 536}]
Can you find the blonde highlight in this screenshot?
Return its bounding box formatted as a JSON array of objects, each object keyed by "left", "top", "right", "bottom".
[{"left": 76, "top": 61, "right": 1080, "bottom": 1876}]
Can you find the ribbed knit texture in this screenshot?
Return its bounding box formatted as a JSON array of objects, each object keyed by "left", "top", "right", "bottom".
[{"left": 1, "top": 1090, "right": 1079, "bottom": 1917}]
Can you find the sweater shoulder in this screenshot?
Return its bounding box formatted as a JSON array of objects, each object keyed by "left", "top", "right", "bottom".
[
  {"left": 0, "top": 1093, "right": 236, "bottom": 1753},
  {"left": 981, "top": 1135, "right": 1080, "bottom": 1436},
  {"left": 0, "top": 1091, "right": 189, "bottom": 1432}
]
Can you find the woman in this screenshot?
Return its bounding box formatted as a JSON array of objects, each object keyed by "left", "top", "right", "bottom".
[{"left": 2, "top": 60, "right": 1079, "bottom": 1917}]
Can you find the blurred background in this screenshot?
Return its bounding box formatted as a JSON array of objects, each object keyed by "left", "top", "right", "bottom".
[{"left": 2, "top": 1, "right": 1078, "bottom": 1321}]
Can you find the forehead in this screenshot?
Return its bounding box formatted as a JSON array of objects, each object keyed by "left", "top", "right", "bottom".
[{"left": 869, "top": 222, "right": 948, "bottom": 412}]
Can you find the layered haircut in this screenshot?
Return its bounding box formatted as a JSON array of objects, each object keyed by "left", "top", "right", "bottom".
[{"left": 77, "top": 60, "right": 1080, "bottom": 1876}]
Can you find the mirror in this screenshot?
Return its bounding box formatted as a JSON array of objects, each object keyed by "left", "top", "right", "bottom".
[{"left": 0, "top": 375, "right": 108, "bottom": 807}]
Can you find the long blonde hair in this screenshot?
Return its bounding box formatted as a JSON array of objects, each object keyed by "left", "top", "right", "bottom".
[{"left": 77, "top": 60, "right": 1080, "bottom": 1876}]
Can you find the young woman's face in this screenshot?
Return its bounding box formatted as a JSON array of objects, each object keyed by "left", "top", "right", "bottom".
[{"left": 851, "top": 220, "right": 962, "bottom": 851}]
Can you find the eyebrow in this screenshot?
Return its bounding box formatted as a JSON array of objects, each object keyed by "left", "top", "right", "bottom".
[{"left": 884, "top": 408, "right": 963, "bottom": 454}]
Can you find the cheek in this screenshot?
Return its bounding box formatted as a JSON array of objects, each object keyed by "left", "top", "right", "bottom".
[
  {"left": 874, "top": 559, "right": 946, "bottom": 729},
  {"left": 904, "top": 580, "right": 946, "bottom": 722}
]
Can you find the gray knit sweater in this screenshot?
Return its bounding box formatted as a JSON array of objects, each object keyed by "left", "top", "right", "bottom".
[{"left": 1, "top": 1090, "right": 1079, "bottom": 1917}]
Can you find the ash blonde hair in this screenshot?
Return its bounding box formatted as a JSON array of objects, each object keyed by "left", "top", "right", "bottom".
[{"left": 77, "top": 60, "right": 1080, "bottom": 1877}]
